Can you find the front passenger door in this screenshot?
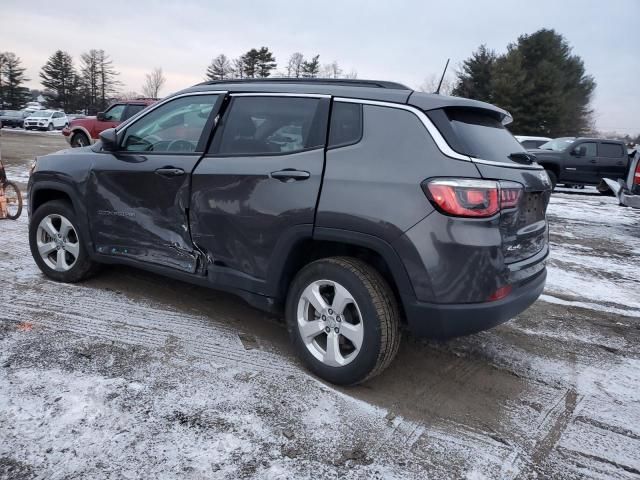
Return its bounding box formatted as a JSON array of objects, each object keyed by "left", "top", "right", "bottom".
[
  {"left": 564, "top": 141, "right": 598, "bottom": 184},
  {"left": 87, "top": 93, "right": 224, "bottom": 272}
]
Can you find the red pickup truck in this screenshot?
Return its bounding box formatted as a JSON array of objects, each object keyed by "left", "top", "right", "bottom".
[{"left": 62, "top": 99, "right": 156, "bottom": 147}]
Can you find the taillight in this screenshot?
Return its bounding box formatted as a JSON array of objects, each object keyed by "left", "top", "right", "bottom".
[
  {"left": 634, "top": 161, "right": 640, "bottom": 187},
  {"left": 423, "top": 178, "right": 523, "bottom": 218}
]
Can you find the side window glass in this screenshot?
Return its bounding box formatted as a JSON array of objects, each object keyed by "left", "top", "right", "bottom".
[
  {"left": 328, "top": 102, "right": 363, "bottom": 148},
  {"left": 599, "top": 142, "right": 624, "bottom": 158},
  {"left": 103, "top": 105, "right": 126, "bottom": 122},
  {"left": 121, "top": 95, "right": 218, "bottom": 153},
  {"left": 580, "top": 142, "right": 597, "bottom": 157},
  {"left": 122, "top": 104, "right": 147, "bottom": 121},
  {"left": 214, "top": 96, "right": 324, "bottom": 155}
]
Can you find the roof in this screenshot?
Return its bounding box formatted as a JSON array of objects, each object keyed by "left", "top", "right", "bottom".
[{"left": 178, "top": 78, "right": 511, "bottom": 121}]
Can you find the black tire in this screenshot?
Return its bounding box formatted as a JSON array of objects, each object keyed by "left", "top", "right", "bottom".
[
  {"left": 2, "top": 181, "right": 23, "bottom": 220},
  {"left": 70, "top": 131, "right": 90, "bottom": 148},
  {"left": 286, "top": 257, "right": 401, "bottom": 385},
  {"left": 545, "top": 169, "right": 557, "bottom": 190},
  {"left": 47, "top": 123, "right": 53, "bottom": 131},
  {"left": 29, "top": 200, "right": 99, "bottom": 283},
  {"left": 597, "top": 180, "right": 614, "bottom": 196}
]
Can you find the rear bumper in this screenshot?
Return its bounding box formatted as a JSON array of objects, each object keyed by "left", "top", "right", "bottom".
[
  {"left": 620, "top": 192, "right": 640, "bottom": 209},
  {"left": 403, "top": 268, "right": 546, "bottom": 338}
]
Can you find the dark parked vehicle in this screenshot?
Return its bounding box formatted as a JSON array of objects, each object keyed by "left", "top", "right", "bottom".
[
  {"left": 28, "top": 79, "right": 551, "bottom": 384},
  {"left": 0, "top": 110, "right": 29, "bottom": 128},
  {"left": 532, "top": 137, "right": 629, "bottom": 190}
]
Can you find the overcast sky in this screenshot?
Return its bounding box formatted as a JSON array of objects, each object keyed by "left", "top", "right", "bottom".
[{"left": 1, "top": 0, "right": 638, "bottom": 134}]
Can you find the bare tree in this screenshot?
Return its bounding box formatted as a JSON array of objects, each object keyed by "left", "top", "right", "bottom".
[
  {"left": 320, "top": 61, "right": 342, "bottom": 79},
  {"left": 232, "top": 57, "right": 245, "bottom": 79},
  {"left": 118, "top": 90, "right": 142, "bottom": 100},
  {"left": 419, "top": 73, "right": 455, "bottom": 96},
  {"left": 142, "top": 67, "right": 165, "bottom": 98},
  {"left": 286, "top": 53, "right": 304, "bottom": 78},
  {"left": 343, "top": 69, "right": 358, "bottom": 79}
]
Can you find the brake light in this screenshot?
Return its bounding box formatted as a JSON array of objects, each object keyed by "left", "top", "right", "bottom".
[
  {"left": 423, "top": 179, "right": 523, "bottom": 218},
  {"left": 634, "top": 161, "right": 640, "bottom": 187}
]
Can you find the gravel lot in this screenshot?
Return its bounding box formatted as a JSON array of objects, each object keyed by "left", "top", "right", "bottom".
[{"left": 1, "top": 129, "right": 639, "bottom": 479}]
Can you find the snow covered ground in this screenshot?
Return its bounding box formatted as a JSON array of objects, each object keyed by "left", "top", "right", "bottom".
[{"left": 0, "top": 134, "right": 639, "bottom": 479}]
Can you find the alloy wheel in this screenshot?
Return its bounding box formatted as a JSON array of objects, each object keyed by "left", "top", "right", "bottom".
[
  {"left": 296, "top": 280, "right": 364, "bottom": 367},
  {"left": 36, "top": 214, "right": 80, "bottom": 272}
]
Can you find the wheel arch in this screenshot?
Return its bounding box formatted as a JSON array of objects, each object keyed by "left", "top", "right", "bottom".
[
  {"left": 269, "top": 227, "right": 415, "bottom": 320},
  {"left": 69, "top": 126, "right": 94, "bottom": 144}
]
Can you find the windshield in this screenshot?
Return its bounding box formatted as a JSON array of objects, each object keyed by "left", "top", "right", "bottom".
[
  {"left": 30, "top": 111, "right": 52, "bottom": 118},
  {"left": 538, "top": 137, "right": 575, "bottom": 151}
]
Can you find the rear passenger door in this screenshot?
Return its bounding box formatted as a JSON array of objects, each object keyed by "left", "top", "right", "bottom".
[
  {"left": 597, "top": 141, "right": 628, "bottom": 180},
  {"left": 190, "top": 94, "right": 329, "bottom": 294}
]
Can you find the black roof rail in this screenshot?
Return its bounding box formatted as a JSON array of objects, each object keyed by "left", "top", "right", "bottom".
[{"left": 196, "top": 77, "right": 411, "bottom": 90}]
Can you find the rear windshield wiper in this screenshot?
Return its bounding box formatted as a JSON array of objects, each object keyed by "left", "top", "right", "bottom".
[{"left": 509, "top": 152, "right": 536, "bottom": 164}]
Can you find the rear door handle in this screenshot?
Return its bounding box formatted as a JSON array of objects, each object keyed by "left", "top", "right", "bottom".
[
  {"left": 155, "top": 167, "right": 185, "bottom": 177},
  {"left": 270, "top": 169, "right": 310, "bottom": 182}
]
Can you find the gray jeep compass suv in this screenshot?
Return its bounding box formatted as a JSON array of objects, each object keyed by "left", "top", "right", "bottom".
[{"left": 28, "top": 79, "right": 551, "bottom": 385}]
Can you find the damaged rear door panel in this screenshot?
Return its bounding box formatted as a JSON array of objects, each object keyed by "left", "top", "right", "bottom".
[{"left": 87, "top": 93, "right": 225, "bottom": 272}]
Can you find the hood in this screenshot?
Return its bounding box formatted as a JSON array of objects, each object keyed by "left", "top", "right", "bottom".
[{"left": 69, "top": 116, "right": 97, "bottom": 127}]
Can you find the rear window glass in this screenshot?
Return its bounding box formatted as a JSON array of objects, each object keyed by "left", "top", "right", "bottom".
[
  {"left": 599, "top": 142, "right": 624, "bottom": 158},
  {"left": 427, "top": 108, "right": 528, "bottom": 163},
  {"left": 328, "top": 102, "right": 362, "bottom": 148}
]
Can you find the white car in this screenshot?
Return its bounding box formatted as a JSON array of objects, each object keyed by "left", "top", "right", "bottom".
[
  {"left": 515, "top": 135, "right": 552, "bottom": 150},
  {"left": 24, "top": 110, "right": 68, "bottom": 131}
]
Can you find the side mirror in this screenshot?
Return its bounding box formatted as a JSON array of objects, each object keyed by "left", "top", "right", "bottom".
[
  {"left": 97, "top": 112, "right": 106, "bottom": 121},
  {"left": 99, "top": 128, "right": 118, "bottom": 151},
  {"left": 572, "top": 146, "right": 586, "bottom": 157}
]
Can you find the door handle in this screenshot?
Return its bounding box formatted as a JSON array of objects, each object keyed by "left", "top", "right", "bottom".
[
  {"left": 270, "top": 169, "right": 310, "bottom": 182},
  {"left": 589, "top": 159, "right": 597, "bottom": 163},
  {"left": 155, "top": 167, "right": 185, "bottom": 177}
]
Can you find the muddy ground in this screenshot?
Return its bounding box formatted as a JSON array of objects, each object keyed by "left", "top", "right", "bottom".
[{"left": 1, "top": 129, "right": 639, "bottom": 479}]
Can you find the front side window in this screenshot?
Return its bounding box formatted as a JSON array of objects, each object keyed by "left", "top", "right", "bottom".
[
  {"left": 599, "top": 142, "right": 624, "bottom": 158},
  {"left": 123, "top": 104, "right": 147, "bottom": 121},
  {"left": 576, "top": 142, "right": 597, "bottom": 157},
  {"left": 121, "top": 95, "right": 218, "bottom": 153},
  {"left": 213, "top": 96, "right": 325, "bottom": 156},
  {"left": 538, "top": 137, "right": 576, "bottom": 152},
  {"left": 103, "top": 104, "right": 126, "bottom": 122}
]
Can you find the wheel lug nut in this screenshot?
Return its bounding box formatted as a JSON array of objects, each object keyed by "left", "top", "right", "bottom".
[
  {"left": 322, "top": 315, "right": 326, "bottom": 320},
  {"left": 325, "top": 327, "right": 331, "bottom": 333},
  {"left": 336, "top": 316, "right": 341, "bottom": 322},
  {"left": 334, "top": 327, "right": 339, "bottom": 333},
  {"left": 328, "top": 309, "right": 333, "bottom": 314}
]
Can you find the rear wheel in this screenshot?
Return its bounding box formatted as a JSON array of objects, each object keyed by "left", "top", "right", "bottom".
[
  {"left": 70, "top": 131, "right": 90, "bottom": 148},
  {"left": 29, "top": 200, "right": 99, "bottom": 282},
  {"left": 597, "top": 180, "right": 614, "bottom": 196},
  {"left": 2, "top": 181, "right": 22, "bottom": 220},
  {"left": 286, "top": 257, "right": 400, "bottom": 385}
]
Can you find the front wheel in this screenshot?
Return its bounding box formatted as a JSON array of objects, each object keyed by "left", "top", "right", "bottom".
[
  {"left": 70, "top": 131, "right": 90, "bottom": 148},
  {"left": 286, "top": 257, "right": 401, "bottom": 385},
  {"left": 47, "top": 123, "right": 53, "bottom": 131},
  {"left": 2, "top": 181, "right": 23, "bottom": 220},
  {"left": 29, "top": 200, "right": 99, "bottom": 282}
]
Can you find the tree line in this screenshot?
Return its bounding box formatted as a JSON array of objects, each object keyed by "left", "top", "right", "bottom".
[{"left": 204, "top": 48, "right": 357, "bottom": 81}]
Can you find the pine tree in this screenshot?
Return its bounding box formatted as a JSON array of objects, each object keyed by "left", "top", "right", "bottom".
[
  {"left": 452, "top": 30, "right": 595, "bottom": 137},
  {"left": 451, "top": 45, "right": 496, "bottom": 102},
  {"left": 0, "top": 52, "right": 30, "bottom": 109},
  {"left": 256, "top": 47, "right": 276, "bottom": 78},
  {"left": 301, "top": 55, "right": 320, "bottom": 78},
  {"left": 205, "top": 54, "right": 233, "bottom": 81},
  {"left": 242, "top": 49, "right": 260, "bottom": 78},
  {"left": 39, "top": 50, "right": 78, "bottom": 111}
]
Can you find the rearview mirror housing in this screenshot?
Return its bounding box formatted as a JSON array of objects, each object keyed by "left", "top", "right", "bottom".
[
  {"left": 96, "top": 112, "right": 106, "bottom": 121},
  {"left": 99, "top": 128, "right": 118, "bottom": 151}
]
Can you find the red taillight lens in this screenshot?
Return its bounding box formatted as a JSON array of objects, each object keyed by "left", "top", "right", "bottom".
[
  {"left": 423, "top": 179, "right": 522, "bottom": 218},
  {"left": 488, "top": 285, "right": 512, "bottom": 301},
  {"left": 634, "top": 161, "right": 640, "bottom": 186}
]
